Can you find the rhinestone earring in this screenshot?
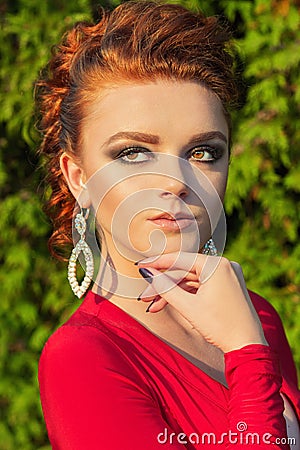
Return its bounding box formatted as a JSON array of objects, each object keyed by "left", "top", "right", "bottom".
[
  {"left": 68, "top": 208, "right": 94, "bottom": 298},
  {"left": 202, "top": 238, "right": 218, "bottom": 256}
]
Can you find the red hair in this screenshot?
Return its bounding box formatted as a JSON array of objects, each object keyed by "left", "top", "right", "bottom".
[{"left": 35, "top": 0, "right": 240, "bottom": 260}]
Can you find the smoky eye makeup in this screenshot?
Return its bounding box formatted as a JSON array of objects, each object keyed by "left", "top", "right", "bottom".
[
  {"left": 186, "top": 144, "right": 225, "bottom": 163},
  {"left": 113, "top": 146, "right": 155, "bottom": 165},
  {"left": 106, "top": 135, "right": 227, "bottom": 165}
]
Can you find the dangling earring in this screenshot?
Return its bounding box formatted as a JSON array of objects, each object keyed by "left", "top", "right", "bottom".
[
  {"left": 68, "top": 208, "right": 94, "bottom": 298},
  {"left": 202, "top": 238, "right": 218, "bottom": 256}
]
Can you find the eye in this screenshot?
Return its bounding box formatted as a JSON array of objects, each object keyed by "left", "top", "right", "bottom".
[
  {"left": 188, "top": 146, "right": 223, "bottom": 163},
  {"left": 117, "top": 147, "right": 153, "bottom": 164}
]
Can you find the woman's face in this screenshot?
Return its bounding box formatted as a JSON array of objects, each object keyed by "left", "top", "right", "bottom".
[{"left": 79, "top": 80, "right": 229, "bottom": 264}]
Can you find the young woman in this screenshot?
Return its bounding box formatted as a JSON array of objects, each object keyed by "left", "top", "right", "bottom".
[{"left": 36, "top": 2, "right": 300, "bottom": 448}]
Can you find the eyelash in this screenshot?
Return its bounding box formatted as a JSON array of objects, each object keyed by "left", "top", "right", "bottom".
[
  {"left": 116, "top": 147, "right": 154, "bottom": 165},
  {"left": 116, "top": 145, "right": 223, "bottom": 165},
  {"left": 187, "top": 146, "right": 223, "bottom": 163}
]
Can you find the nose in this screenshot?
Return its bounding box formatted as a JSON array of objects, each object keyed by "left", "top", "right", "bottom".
[{"left": 159, "top": 175, "right": 189, "bottom": 199}]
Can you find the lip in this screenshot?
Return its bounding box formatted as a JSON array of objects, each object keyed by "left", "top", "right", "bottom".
[{"left": 148, "top": 212, "right": 195, "bottom": 231}]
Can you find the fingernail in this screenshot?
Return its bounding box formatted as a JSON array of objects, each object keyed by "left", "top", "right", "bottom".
[
  {"left": 146, "top": 300, "right": 155, "bottom": 313},
  {"left": 137, "top": 293, "right": 142, "bottom": 301},
  {"left": 139, "top": 268, "right": 153, "bottom": 283}
]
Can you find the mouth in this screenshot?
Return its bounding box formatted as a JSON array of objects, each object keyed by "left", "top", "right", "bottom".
[{"left": 147, "top": 212, "right": 195, "bottom": 231}]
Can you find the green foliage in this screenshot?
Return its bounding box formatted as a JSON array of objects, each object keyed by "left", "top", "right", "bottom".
[
  {"left": 0, "top": 0, "right": 299, "bottom": 448},
  {"left": 223, "top": 0, "right": 300, "bottom": 368}
]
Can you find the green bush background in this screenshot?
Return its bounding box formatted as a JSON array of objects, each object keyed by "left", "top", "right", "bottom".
[{"left": 0, "top": 0, "right": 299, "bottom": 448}]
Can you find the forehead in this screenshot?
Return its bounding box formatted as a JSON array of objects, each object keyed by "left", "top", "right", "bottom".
[{"left": 82, "top": 80, "right": 228, "bottom": 147}]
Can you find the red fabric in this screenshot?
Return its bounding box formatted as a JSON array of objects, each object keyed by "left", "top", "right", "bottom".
[{"left": 38, "top": 290, "right": 300, "bottom": 449}]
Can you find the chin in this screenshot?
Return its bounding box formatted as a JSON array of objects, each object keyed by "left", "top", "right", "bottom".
[{"left": 130, "top": 230, "right": 201, "bottom": 257}]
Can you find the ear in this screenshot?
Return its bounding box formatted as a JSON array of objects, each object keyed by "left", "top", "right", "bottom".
[{"left": 60, "top": 153, "right": 91, "bottom": 208}]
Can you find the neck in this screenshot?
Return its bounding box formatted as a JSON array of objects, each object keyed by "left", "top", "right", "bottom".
[{"left": 92, "top": 244, "right": 147, "bottom": 300}]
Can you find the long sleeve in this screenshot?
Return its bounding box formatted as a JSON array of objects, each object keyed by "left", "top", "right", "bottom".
[{"left": 224, "top": 344, "right": 289, "bottom": 449}]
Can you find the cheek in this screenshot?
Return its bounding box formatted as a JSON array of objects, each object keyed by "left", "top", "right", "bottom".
[
  {"left": 192, "top": 165, "right": 228, "bottom": 234},
  {"left": 95, "top": 187, "right": 127, "bottom": 228},
  {"left": 206, "top": 162, "right": 228, "bottom": 201},
  {"left": 95, "top": 184, "right": 158, "bottom": 256},
  {"left": 95, "top": 179, "right": 145, "bottom": 230},
  {"left": 192, "top": 163, "right": 228, "bottom": 207},
  {"left": 215, "top": 172, "right": 228, "bottom": 201}
]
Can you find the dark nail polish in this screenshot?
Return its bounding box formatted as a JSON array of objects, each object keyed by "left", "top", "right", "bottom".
[
  {"left": 137, "top": 293, "right": 142, "bottom": 301},
  {"left": 146, "top": 300, "right": 155, "bottom": 313},
  {"left": 139, "top": 268, "right": 153, "bottom": 283}
]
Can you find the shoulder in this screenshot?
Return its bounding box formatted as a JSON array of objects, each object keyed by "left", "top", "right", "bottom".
[
  {"left": 248, "top": 289, "right": 287, "bottom": 347},
  {"left": 249, "top": 290, "right": 283, "bottom": 328},
  {"left": 38, "top": 317, "right": 155, "bottom": 416},
  {"left": 248, "top": 289, "right": 298, "bottom": 385},
  {"left": 38, "top": 319, "right": 160, "bottom": 449},
  {"left": 248, "top": 289, "right": 286, "bottom": 342},
  {"left": 39, "top": 318, "right": 136, "bottom": 379}
]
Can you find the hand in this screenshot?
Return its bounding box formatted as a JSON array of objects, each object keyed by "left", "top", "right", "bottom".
[{"left": 137, "top": 253, "right": 268, "bottom": 353}]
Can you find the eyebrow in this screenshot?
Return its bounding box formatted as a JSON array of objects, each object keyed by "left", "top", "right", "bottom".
[
  {"left": 104, "top": 130, "right": 227, "bottom": 147},
  {"left": 104, "top": 131, "right": 160, "bottom": 146},
  {"left": 188, "top": 131, "right": 227, "bottom": 145}
]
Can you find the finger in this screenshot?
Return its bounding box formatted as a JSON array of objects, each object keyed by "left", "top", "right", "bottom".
[
  {"left": 142, "top": 267, "right": 194, "bottom": 315},
  {"left": 145, "top": 297, "right": 168, "bottom": 313},
  {"left": 138, "top": 284, "right": 157, "bottom": 300},
  {"left": 139, "top": 266, "right": 198, "bottom": 287},
  {"left": 178, "top": 280, "right": 199, "bottom": 294},
  {"left": 167, "top": 269, "right": 199, "bottom": 282},
  {"left": 137, "top": 252, "right": 200, "bottom": 273},
  {"left": 137, "top": 252, "right": 222, "bottom": 283},
  {"left": 138, "top": 252, "right": 222, "bottom": 284},
  {"left": 138, "top": 282, "right": 169, "bottom": 312},
  {"left": 140, "top": 279, "right": 198, "bottom": 309}
]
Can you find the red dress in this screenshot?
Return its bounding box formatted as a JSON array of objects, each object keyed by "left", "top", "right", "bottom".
[{"left": 38, "top": 290, "right": 300, "bottom": 449}]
